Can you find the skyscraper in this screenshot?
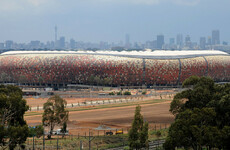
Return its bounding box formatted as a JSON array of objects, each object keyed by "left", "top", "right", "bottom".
[
  {"left": 157, "top": 35, "right": 164, "bottom": 49},
  {"left": 176, "top": 34, "right": 183, "bottom": 48},
  {"left": 5, "top": 40, "right": 13, "bottom": 49},
  {"left": 212, "top": 30, "right": 220, "bottom": 45},
  {"left": 125, "top": 34, "right": 130, "bottom": 49},
  {"left": 59, "top": 36, "right": 65, "bottom": 49},
  {"left": 185, "top": 35, "right": 192, "bottom": 48},
  {"left": 55, "top": 26, "right": 58, "bottom": 49},
  {"left": 207, "top": 36, "right": 212, "bottom": 46},
  {"left": 70, "top": 38, "right": 76, "bottom": 49},
  {"left": 0, "top": 43, "right": 4, "bottom": 49},
  {"left": 200, "top": 37, "right": 206, "bottom": 49},
  {"left": 55, "top": 26, "right": 57, "bottom": 42},
  {"left": 169, "top": 38, "right": 175, "bottom": 45}
]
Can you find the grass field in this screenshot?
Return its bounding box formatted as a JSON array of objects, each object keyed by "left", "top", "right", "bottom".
[{"left": 25, "top": 128, "right": 169, "bottom": 150}]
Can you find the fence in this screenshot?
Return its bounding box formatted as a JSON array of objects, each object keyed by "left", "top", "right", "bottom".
[
  {"left": 28, "top": 92, "right": 176, "bottom": 111},
  {"left": 23, "top": 123, "right": 170, "bottom": 150}
]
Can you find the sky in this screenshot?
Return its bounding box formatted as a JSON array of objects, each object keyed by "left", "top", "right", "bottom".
[{"left": 0, "top": 0, "right": 230, "bottom": 43}]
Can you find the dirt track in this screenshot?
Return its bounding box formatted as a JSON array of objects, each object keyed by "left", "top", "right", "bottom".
[{"left": 25, "top": 101, "right": 174, "bottom": 135}]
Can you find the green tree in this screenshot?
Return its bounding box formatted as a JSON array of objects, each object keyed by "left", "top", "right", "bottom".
[
  {"left": 124, "top": 91, "right": 131, "bottom": 95},
  {"left": 128, "top": 105, "right": 149, "bottom": 149},
  {"left": 0, "top": 85, "right": 29, "bottom": 150},
  {"left": 94, "top": 76, "right": 101, "bottom": 85},
  {"left": 103, "top": 77, "right": 113, "bottom": 86},
  {"left": 140, "top": 122, "right": 149, "bottom": 148},
  {"left": 88, "top": 75, "right": 95, "bottom": 85},
  {"left": 0, "top": 73, "right": 8, "bottom": 83},
  {"left": 42, "top": 95, "right": 69, "bottom": 139},
  {"left": 29, "top": 125, "right": 44, "bottom": 138},
  {"left": 164, "top": 76, "right": 230, "bottom": 150},
  {"left": 61, "top": 122, "right": 67, "bottom": 133}
]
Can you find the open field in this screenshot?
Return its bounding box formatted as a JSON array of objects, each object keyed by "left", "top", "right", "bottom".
[{"left": 25, "top": 99, "right": 174, "bottom": 135}]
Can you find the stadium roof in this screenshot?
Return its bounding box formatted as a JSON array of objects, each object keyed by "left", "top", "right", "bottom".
[{"left": 1, "top": 50, "right": 229, "bottom": 59}]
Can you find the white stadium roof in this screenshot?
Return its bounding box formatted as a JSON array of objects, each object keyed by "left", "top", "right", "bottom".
[{"left": 1, "top": 50, "right": 228, "bottom": 59}]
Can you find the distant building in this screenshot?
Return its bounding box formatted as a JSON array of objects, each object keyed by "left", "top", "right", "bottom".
[
  {"left": 70, "top": 39, "right": 76, "bottom": 49},
  {"left": 125, "top": 34, "right": 130, "bottom": 49},
  {"left": 59, "top": 36, "right": 65, "bottom": 49},
  {"left": 212, "top": 30, "right": 220, "bottom": 45},
  {"left": 30, "top": 41, "right": 40, "bottom": 49},
  {"left": 100, "top": 41, "right": 108, "bottom": 50},
  {"left": 157, "top": 35, "right": 164, "bottom": 49},
  {"left": 169, "top": 38, "right": 175, "bottom": 45},
  {"left": 0, "top": 43, "right": 4, "bottom": 49},
  {"left": 185, "top": 35, "right": 192, "bottom": 49},
  {"left": 200, "top": 37, "right": 206, "bottom": 49},
  {"left": 223, "top": 41, "right": 228, "bottom": 45},
  {"left": 5, "top": 40, "right": 13, "bottom": 49},
  {"left": 207, "top": 36, "right": 212, "bottom": 46},
  {"left": 176, "top": 34, "right": 183, "bottom": 48}
]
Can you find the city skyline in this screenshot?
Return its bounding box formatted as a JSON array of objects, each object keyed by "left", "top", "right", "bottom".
[{"left": 1, "top": 29, "right": 229, "bottom": 52}]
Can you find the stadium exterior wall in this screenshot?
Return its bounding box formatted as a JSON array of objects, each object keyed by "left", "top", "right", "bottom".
[{"left": 0, "top": 53, "right": 230, "bottom": 86}]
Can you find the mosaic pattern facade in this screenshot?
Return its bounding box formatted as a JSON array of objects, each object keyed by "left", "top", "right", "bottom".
[{"left": 0, "top": 54, "right": 229, "bottom": 85}]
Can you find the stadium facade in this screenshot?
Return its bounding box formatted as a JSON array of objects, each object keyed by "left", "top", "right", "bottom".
[{"left": 0, "top": 50, "right": 229, "bottom": 87}]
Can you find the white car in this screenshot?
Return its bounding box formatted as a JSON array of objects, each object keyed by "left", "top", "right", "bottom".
[{"left": 55, "top": 129, "right": 69, "bottom": 135}]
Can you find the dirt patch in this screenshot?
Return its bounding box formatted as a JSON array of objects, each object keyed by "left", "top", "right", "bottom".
[{"left": 25, "top": 101, "right": 174, "bottom": 135}]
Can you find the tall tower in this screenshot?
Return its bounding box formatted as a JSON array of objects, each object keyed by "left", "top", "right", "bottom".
[
  {"left": 125, "top": 34, "right": 130, "bottom": 49},
  {"left": 212, "top": 30, "right": 220, "bottom": 45},
  {"left": 200, "top": 37, "right": 206, "bottom": 49},
  {"left": 176, "top": 34, "right": 183, "bottom": 48},
  {"left": 157, "top": 34, "right": 164, "bottom": 49},
  {"left": 55, "top": 25, "right": 57, "bottom": 43}
]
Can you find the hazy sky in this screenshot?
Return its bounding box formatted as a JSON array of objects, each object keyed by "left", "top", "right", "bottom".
[{"left": 0, "top": 0, "right": 230, "bottom": 43}]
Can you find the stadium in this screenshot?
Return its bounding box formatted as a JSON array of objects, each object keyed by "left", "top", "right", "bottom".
[{"left": 0, "top": 50, "right": 230, "bottom": 87}]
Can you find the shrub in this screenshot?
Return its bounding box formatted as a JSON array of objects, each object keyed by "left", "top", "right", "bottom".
[
  {"left": 142, "top": 91, "right": 147, "bottom": 95},
  {"left": 124, "top": 91, "right": 131, "bottom": 95},
  {"left": 117, "top": 91, "right": 122, "bottom": 95},
  {"left": 109, "top": 92, "right": 115, "bottom": 95}
]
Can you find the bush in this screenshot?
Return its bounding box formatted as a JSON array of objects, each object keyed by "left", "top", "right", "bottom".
[
  {"left": 117, "top": 91, "right": 122, "bottom": 95},
  {"left": 29, "top": 125, "right": 44, "bottom": 138},
  {"left": 109, "top": 92, "right": 115, "bottom": 95},
  {"left": 156, "top": 131, "right": 162, "bottom": 137},
  {"left": 142, "top": 91, "right": 147, "bottom": 95},
  {"left": 124, "top": 91, "right": 131, "bottom": 95}
]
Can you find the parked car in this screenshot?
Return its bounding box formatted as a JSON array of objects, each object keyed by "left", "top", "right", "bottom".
[
  {"left": 115, "top": 130, "right": 123, "bottom": 135},
  {"left": 53, "top": 129, "right": 69, "bottom": 135},
  {"left": 106, "top": 131, "right": 113, "bottom": 135}
]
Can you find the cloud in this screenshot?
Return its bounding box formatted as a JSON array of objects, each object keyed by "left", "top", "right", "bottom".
[
  {"left": 95, "top": 0, "right": 160, "bottom": 5},
  {"left": 26, "top": 0, "right": 49, "bottom": 6},
  {"left": 91, "top": 0, "right": 200, "bottom": 5},
  {"left": 0, "top": 0, "right": 55, "bottom": 12},
  {"left": 173, "top": 0, "right": 201, "bottom": 6},
  {"left": 0, "top": 0, "right": 200, "bottom": 13},
  {"left": 0, "top": 0, "right": 22, "bottom": 11}
]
